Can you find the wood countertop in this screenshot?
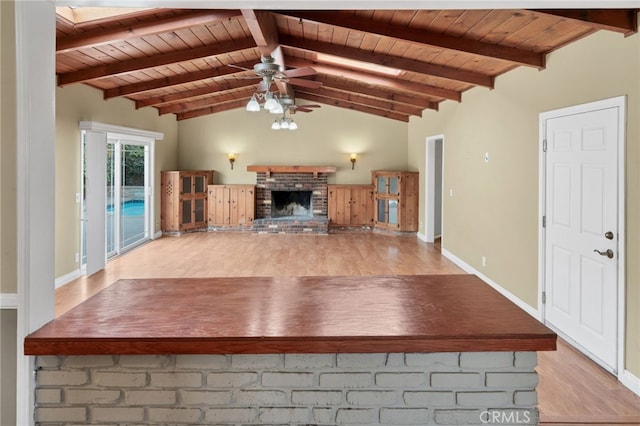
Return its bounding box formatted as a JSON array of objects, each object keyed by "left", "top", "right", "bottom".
[{"left": 24, "top": 275, "right": 556, "bottom": 355}]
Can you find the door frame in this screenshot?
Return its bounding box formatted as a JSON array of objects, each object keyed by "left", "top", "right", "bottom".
[
  {"left": 424, "top": 134, "right": 445, "bottom": 243},
  {"left": 80, "top": 121, "right": 162, "bottom": 275},
  {"left": 538, "top": 96, "right": 626, "bottom": 378}
]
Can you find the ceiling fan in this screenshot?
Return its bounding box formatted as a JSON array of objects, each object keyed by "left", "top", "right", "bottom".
[
  {"left": 229, "top": 56, "right": 322, "bottom": 92},
  {"left": 278, "top": 93, "right": 321, "bottom": 113},
  {"left": 268, "top": 93, "right": 321, "bottom": 130}
]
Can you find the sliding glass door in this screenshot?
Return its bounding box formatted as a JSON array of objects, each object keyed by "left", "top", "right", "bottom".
[
  {"left": 82, "top": 133, "right": 151, "bottom": 269},
  {"left": 106, "top": 139, "right": 150, "bottom": 258}
]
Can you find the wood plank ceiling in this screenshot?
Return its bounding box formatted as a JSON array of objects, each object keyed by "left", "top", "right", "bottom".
[{"left": 55, "top": 8, "right": 638, "bottom": 122}]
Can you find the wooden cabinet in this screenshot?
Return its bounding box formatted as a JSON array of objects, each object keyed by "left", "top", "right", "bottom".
[
  {"left": 372, "top": 170, "right": 419, "bottom": 232},
  {"left": 161, "top": 170, "right": 213, "bottom": 233},
  {"left": 208, "top": 185, "right": 255, "bottom": 227},
  {"left": 328, "top": 185, "right": 374, "bottom": 227}
]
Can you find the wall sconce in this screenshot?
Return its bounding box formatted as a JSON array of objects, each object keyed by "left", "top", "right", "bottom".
[
  {"left": 350, "top": 153, "right": 357, "bottom": 170},
  {"left": 228, "top": 153, "right": 235, "bottom": 170}
]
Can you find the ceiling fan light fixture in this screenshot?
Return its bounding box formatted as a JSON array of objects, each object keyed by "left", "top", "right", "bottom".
[
  {"left": 288, "top": 120, "right": 298, "bottom": 130},
  {"left": 280, "top": 120, "right": 289, "bottom": 129},
  {"left": 271, "top": 120, "right": 281, "bottom": 130},
  {"left": 264, "top": 95, "right": 278, "bottom": 111},
  {"left": 246, "top": 95, "right": 260, "bottom": 112},
  {"left": 270, "top": 102, "right": 284, "bottom": 114}
]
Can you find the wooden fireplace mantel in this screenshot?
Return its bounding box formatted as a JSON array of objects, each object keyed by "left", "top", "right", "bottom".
[{"left": 247, "top": 165, "right": 337, "bottom": 178}]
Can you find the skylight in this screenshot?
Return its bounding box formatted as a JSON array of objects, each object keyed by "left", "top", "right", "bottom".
[{"left": 56, "top": 7, "right": 153, "bottom": 24}]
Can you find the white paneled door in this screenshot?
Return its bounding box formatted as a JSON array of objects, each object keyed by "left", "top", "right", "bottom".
[{"left": 543, "top": 100, "right": 622, "bottom": 373}]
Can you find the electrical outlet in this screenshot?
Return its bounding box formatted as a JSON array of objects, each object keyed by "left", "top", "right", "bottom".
[
  {"left": 449, "top": 188, "right": 453, "bottom": 197},
  {"left": 74, "top": 252, "right": 79, "bottom": 263},
  {"left": 482, "top": 256, "right": 486, "bottom": 267},
  {"left": 484, "top": 152, "right": 490, "bottom": 162}
]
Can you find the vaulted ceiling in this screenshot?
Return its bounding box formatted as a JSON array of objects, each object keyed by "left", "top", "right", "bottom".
[{"left": 55, "top": 8, "right": 638, "bottom": 122}]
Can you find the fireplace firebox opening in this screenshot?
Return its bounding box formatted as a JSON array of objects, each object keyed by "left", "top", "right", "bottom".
[{"left": 271, "top": 191, "right": 312, "bottom": 218}]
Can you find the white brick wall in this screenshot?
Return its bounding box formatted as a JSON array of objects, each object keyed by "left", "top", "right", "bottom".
[{"left": 34, "top": 351, "right": 539, "bottom": 425}]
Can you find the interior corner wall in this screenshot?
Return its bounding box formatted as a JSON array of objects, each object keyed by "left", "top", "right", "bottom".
[
  {"left": 0, "top": 1, "right": 18, "bottom": 423},
  {"left": 408, "top": 29, "right": 640, "bottom": 377},
  {"left": 55, "top": 84, "right": 179, "bottom": 280},
  {"left": 175, "top": 103, "right": 409, "bottom": 185},
  {"left": 0, "top": 0, "right": 16, "bottom": 296}
]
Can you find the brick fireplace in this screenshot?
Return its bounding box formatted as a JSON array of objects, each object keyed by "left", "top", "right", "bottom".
[{"left": 248, "top": 166, "right": 336, "bottom": 234}]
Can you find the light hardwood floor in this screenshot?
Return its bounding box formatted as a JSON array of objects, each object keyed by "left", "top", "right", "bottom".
[{"left": 57, "top": 232, "right": 640, "bottom": 424}]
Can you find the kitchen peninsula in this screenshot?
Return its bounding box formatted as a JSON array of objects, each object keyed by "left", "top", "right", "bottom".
[{"left": 25, "top": 274, "right": 555, "bottom": 425}]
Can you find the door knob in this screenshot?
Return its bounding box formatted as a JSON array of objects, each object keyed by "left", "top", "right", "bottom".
[
  {"left": 594, "top": 249, "right": 614, "bottom": 259},
  {"left": 605, "top": 231, "right": 614, "bottom": 240}
]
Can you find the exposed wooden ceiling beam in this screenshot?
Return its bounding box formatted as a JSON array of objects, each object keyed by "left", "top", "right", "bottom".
[
  {"left": 176, "top": 99, "right": 248, "bottom": 121},
  {"left": 296, "top": 86, "right": 424, "bottom": 117},
  {"left": 158, "top": 86, "right": 257, "bottom": 115},
  {"left": 240, "top": 10, "right": 291, "bottom": 93},
  {"left": 311, "top": 74, "right": 435, "bottom": 109},
  {"left": 279, "top": 11, "right": 546, "bottom": 69},
  {"left": 531, "top": 9, "right": 638, "bottom": 36},
  {"left": 56, "top": 14, "right": 75, "bottom": 31},
  {"left": 280, "top": 35, "right": 493, "bottom": 89},
  {"left": 57, "top": 38, "right": 256, "bottom": 86},
  {"left": 284, "top": 56, "right": 457, "bottom": 102},
  {"left": 241, "top": 10, "right": 280, "bottom": 56},
  {"left": 57, "top": 10, "right": 242, "bottom": 53},
  {"left": 136, "top": 79, "right": 258, "bottom": 109},
  {"left": 297, "top": 92, "right": 410, "bottom": 122},
  {"left": 104, "top": 60, "right": 258, "bottom": 99}
]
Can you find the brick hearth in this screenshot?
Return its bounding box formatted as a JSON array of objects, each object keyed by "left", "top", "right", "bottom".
[{"left": 252, "top": 217, "right": 330, "bottom": 234}]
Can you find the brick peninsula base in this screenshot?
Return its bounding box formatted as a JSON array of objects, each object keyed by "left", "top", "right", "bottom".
[
  {"left": 35, "top": 351, "right": 539, "bottom": 425},
  {"left": 25, "top": 275, "right": 555, "bottom": 425}
]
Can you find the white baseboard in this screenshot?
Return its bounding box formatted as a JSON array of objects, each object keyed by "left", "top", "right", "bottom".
[
  {"left": 620, "top": 369, "right": 640, "bottom": 396},
  {"left": 416, "top": 232, "right": 427, "bottom": 242},
  {"left": 0, "top": 293, "right": 18, "bottom": 309},
  {"left": 55, "top": 268, "right": 83, "bottom": 289},
  {"left": 154, "top": 230, "right": 163, "bottom": 239},
  {"left": 441, "top": 248, "right": 541, "bottom": 321}
]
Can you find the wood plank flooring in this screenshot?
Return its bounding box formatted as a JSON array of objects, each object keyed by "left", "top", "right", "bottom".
[
  {"left": 56, "top": 232, "right": 462, "bottom": 316},
  {"left": 538, "top": 338, "right": 640, "bottom": 425},
  {"left": 56, "top": 232, "right": 640, "bottom": 424}
]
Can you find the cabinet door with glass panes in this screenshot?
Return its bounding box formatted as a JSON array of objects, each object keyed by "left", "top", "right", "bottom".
[{"left": 372, "top": 170, "right": 419, "bottom": 232}]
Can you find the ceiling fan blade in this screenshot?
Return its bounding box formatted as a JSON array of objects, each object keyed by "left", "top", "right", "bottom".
[
  {"left": 295, "top": 107, "right": 314, "bottom": 113},
  {"left": 282, "top": 67, "right": 317, "bottom": 78},
  {"left": 298, "top": 104, "right": 321, "bottom": 108},
  {"left": 227, "top": 63, "right": 253, "bottom": 72},
  {"left": 224, "top": 75, "right": 261, "bottom": 80},
  {"left": 285, "top": 78, "right": 322, "bottom": 89}
]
